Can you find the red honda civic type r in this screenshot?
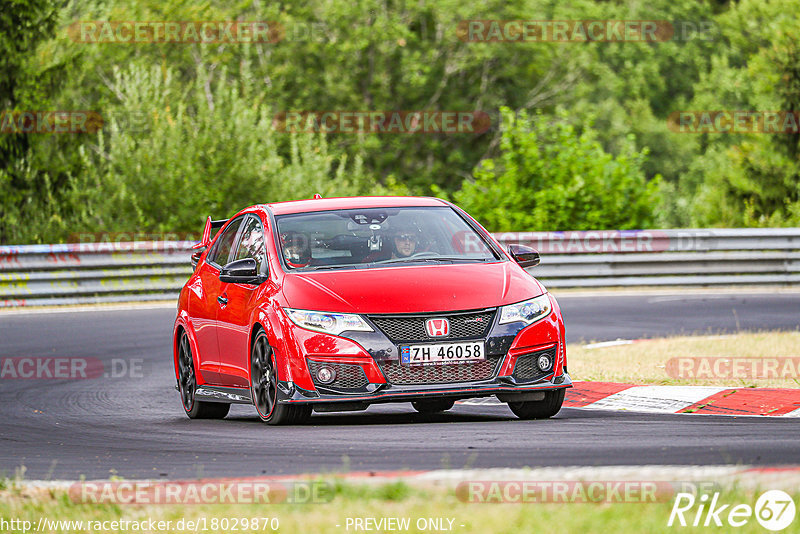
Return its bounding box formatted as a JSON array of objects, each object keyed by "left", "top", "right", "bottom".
[{"left": 173, "top": 196, "right": 571, "bottom": 424}]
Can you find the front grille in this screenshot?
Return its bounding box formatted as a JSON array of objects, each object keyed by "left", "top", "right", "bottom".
[
  {"left": 512, "top": 347, "right": 556, "bottom": 382},
  {"left": 307, "top": 361, "right": 369, "bottom": 390},
  {"left": 379, "top": 356, "right": 501, "bottom": 385},
  {"left": 369, "top": 309, "right": 495, "bottom": 343}
]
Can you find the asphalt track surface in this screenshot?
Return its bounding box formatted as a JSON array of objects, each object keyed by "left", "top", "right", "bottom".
[{"left": 1, "top": 291, "right": 798, "bottom": 480}]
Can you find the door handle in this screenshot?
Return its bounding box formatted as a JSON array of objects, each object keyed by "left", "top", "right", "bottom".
[{"left": 217, "top": 295, "right": 229, "bottom": 306}]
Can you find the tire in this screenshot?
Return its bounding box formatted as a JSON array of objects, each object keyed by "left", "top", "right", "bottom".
[
  {"left": 177, "top": 331, "right": 230, "bottom": 419},
  {"left": 412, "top": 399, "right": 455, "bottom": 414},
  {"left": 507, "top": 389, "right": 565, "bottom": 420},
  {"left": 250, "top": 329, "right": 311, "bottom": 425}
]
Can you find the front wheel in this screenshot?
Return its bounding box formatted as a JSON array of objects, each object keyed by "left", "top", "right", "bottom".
[
  {"left": 250, "top": 330, "right": 311, "bottom": 425},
  {"left": 177, "top": 331, "right": 230, "bottom": 419},
  {"left": 507, "top": 389, "right": 565, "bottom": 420}
]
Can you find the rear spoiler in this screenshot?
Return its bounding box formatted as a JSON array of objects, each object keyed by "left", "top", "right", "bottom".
[
  {"left": 191, "top": 217, "right": 228, "bottom": 269},
  {"left": 192, "top": 217, "right": 229, "bottom": 250}
]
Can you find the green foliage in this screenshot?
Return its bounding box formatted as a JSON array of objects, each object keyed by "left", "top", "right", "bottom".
[
  {"left": 373, "top": 481, "right": 414, "bottom": 502},
  {"left": 330, "top": 479, "right": 418, "bottom": 502},
  {"left": 0, "top": 0, "right": 61, "bottom": 147},
  {"left": 79, "top": 63, "right": 370, "bottom": 233},
  {"left": 675, "top": 0, "right": 800, "bottom": 227},
  {"left": 454, "top": 108, "right": 660, "bottom": 231},
  {"left": 0, "top": 0, "right": 77, "bottom": 244}
]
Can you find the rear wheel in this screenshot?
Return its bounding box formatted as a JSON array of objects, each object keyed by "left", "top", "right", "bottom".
[
  {"left": 177, "top": 331, "right": 230, "bottom": 419},
  {"left": 507, "top": 389, "right": 565, "bottom": 420},
  {"left": 250, "top": 329, "right": 311, "bottom": 425},
  {"left": 412, "top": 399, "right": 455, "bottom": 414}
]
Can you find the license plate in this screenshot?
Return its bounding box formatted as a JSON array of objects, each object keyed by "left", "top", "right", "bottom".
[{"left": 400, "top": 341, "right": 485, "bottom": 366}]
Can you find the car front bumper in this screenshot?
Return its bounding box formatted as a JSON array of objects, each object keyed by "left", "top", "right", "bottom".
[
  {"left": 278, "top": 371, "right": 572, "bottom": 406},
  {"left": 277, "top": 294, "right": 570, "bottom": 407}
]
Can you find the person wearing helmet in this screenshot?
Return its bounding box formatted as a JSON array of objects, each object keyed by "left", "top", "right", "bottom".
[
  {"left": 390, "top": 223, "right": 423, "bottom": 259},
  {"left": 280, "top": 230, "right": 312, "bottom": 268},
  {"left": 238, "top": 219, "right": 268, "bottom": 274}
]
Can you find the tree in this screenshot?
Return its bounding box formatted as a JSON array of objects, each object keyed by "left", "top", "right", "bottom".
[
  {"left": 454, "top": 108, "right": 661, "bottom": 231},
  {"left": 78, "top": 64, "right": 371, "bottom": 234},
  {"left": 678, "top": 0, "right": 800, "bottom": 226},
  {"left": 0, "top": 0, "right": 63, "bottom": 243},
  {"left": 0, "top": 0, "right": 60, "bottom": 163}
]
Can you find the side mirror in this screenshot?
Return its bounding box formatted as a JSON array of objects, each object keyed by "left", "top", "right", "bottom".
[
  {"left": 507, "top": 244, "right": 540, "bottom": 268},
  {"left": 219, "top": 258, "right": 260, "bottom": 284}
]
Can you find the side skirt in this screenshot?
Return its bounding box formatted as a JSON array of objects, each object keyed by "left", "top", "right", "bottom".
[{"left": 194, "top": 385, "right": 253, "bottom": 404}]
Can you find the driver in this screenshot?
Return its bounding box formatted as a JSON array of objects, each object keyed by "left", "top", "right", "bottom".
[
  {"left": 280, "top": 230, "right": 312, "bottom": 268},
  {"left": 390, "top": 225, "right": 422, "bottom": 259}
]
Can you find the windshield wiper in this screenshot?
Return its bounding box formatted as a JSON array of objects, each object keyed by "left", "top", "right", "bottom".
[
  {"left": 296, "top": 264, "right": 360, "bottom": 271},
  {"left": 377, "top": 257, "right": 494, "bottom": 265},
  {"left": 296, "top": 257, "right": 496, "bottom": 270}
]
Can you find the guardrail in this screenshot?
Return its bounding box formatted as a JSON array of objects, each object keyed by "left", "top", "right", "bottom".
[
  {"left": 0, "top": 242, "right": 194, "bottom": 307},
  {"left": 0, "top": 228, "right": 798, "bottom": 307},
  {"left": 498, "top": 228, "right": 800, "bottom": 288}
]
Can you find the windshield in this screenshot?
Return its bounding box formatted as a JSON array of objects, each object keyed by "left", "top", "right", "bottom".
[{"left": 275, "top": 206, "right": 500, "bottom": 271}]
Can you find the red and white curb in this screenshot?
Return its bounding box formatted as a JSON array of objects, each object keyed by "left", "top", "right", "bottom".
[{"left": 459, "top": 381, "right": 800, "bottom": 417}]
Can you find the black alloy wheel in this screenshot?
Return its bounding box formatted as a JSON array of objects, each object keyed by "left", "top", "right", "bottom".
[{"left": 250, "top": 329, "right": 311, "bottom": 425}]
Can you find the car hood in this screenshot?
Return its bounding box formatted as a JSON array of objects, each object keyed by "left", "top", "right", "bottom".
[{"left": 280, "top": 261, "right": 545, "bottom": 314}]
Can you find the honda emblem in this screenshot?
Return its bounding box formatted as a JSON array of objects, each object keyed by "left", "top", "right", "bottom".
[{"left": 425, "top": 318, "right": 449, "bottom": 337}]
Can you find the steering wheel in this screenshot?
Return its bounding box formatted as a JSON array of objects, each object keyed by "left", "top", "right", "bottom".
[
  {"left": 376, "top": 251, "right": 441, "bottom": 263},
  {"left": 404, "top": 251, "right": 440, "bottom": 259}
]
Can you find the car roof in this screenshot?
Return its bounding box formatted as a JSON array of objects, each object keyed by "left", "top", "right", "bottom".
[{"left": 263, "top": 196, "right": 449, "bottom": 216}]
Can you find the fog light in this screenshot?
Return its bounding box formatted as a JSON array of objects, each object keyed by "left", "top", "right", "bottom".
[
  {"left": 316, "top": 366, "right": 336, "bottom": 384},
  {"left": 537, "top": 354, "right": 552, "bottom": 372}
]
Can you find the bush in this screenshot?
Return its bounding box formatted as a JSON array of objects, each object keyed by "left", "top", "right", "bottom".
[
  {"left": 79, "top": 64, "right": 371, "bottom": 235},
  {"left": 454, "top": 108, "right": 661, "bottom": 231}
]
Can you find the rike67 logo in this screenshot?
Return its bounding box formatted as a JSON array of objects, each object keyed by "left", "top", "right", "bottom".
[{"left": 668, "top": 490, "right": 796, "bottom": 531}]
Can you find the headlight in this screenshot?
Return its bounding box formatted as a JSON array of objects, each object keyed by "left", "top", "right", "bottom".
[
  {"left": 283, "top": 308, "right": 373, "bottom": 335},
  {"left": 498, "top": 294, "right": 552, "bottom": 326}
]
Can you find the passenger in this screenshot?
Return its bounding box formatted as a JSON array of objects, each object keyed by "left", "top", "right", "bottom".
[
  {"left": 239, "top": 223, "right": 267, "bottom": 273},
  {"left": 280, "top": 231, "right": 312, "bottom": 268}
]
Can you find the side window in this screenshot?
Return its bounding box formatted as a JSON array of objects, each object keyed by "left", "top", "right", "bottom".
[
  {"left": 207, "top": 218, "right": 243, "bottom": 267},
  {"left": 233, "top": 215, "right": 268, "bottom": 275}
]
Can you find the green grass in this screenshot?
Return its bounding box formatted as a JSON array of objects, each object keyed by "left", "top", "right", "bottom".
[{"left": 570, "top": 331, "right": 800, "bottom": 388}]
